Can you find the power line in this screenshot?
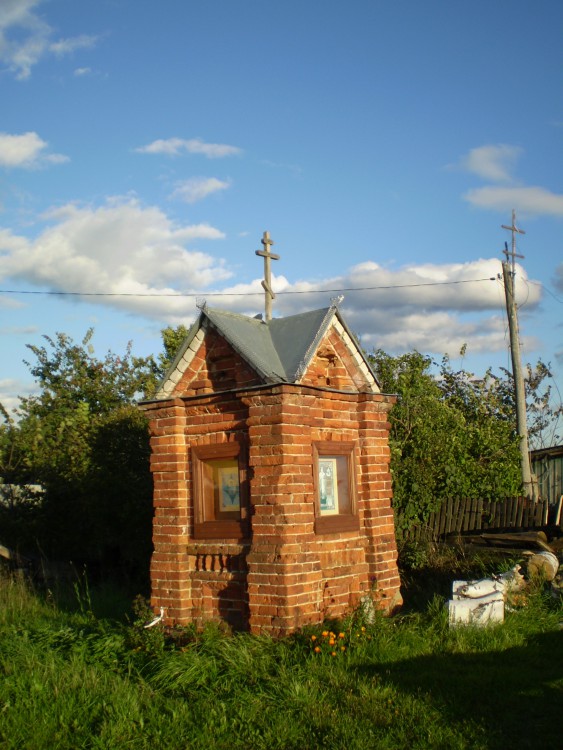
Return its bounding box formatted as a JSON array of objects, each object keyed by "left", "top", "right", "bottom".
[
  {"left": 528, "top": 279, "right": 563, "bottom": 304},
  {"left": 0, "top": 277, "right": 496, "bottom": 299}
]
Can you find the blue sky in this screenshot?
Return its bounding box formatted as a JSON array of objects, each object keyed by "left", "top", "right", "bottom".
[{"left": 1, "top": 0, "right": 562, "bottom": 439}]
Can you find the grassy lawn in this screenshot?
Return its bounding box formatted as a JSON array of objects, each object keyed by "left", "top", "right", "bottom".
[{"left": 0, "top": 556, "right": 561, "bottom": 750}]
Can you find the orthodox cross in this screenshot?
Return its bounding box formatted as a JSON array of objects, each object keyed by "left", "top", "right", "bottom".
[
  {"left": 501, "top": 209, "right": 525, "bottom": 276},
  {"left": 255, "top": 230, "right": 280, "bottom": 322}
]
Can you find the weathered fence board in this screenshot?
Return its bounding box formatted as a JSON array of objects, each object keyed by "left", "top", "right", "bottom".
[
  {"left": 531, "top": 446, "right": 563, "bottom": 505},
  {"left": 401, "top": 496, "right": 549, "bottom": 542}
]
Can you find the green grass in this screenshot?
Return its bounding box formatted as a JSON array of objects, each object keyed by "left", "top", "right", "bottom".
[{"left": 0, "top": 564, "right": 561, "bottom": 750}]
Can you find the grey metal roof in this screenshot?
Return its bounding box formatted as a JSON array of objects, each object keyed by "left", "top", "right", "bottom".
[
  {"left": 156, "top": 303, "right": 380, "bottom": 395},
  {"left": 269, "top": 307, "right": 333, "bottom": 381},
  {"left": 205, "top": 307, "right": 287, "bottom": 382},
  {"left": 201, "top": 306, "right": 336, "bottom": 382}
]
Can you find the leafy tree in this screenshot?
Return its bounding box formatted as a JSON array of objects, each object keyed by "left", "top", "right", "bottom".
[
  {"left": 518, "top": 360, "right": 563, "bottom": 450},
  {"left": 370, "top": 349, "right": 522, "bottom": 536},
  {"left": 0, "top": 403, "right": 42, "bottom": 546},
  {"left": 0, "top": 402, "right": 20, "bottom": 486},
  {"left": 0, "top": 321, "right": 194, "bottom": 579},
  {"left": 133, "top": 323, "right": 190, "bottom": 400},
  {"left": 160, "top": 324, "right": 190, "bottom": 370},
  {"left": 1, "top": 330, "right": 157, "bottom": 585}
]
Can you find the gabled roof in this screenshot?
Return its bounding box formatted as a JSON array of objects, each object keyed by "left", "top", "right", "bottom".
[{"left": 154, "top": 303, "right": 379, "bottom": 399}]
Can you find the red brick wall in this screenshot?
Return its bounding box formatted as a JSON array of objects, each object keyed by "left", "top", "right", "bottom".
[
  {"left": 143, "top": 328, "right": 402, "bottom": 635},
  {"left": 187, "top": 543, "right": 250, "bottom": 631},
  {"left": 143, "top": 327, "right": 262, "bottom": 626},
  {"left": 300, "top": 326, "right": 372, "bottom": 391},
  {"left": 243, "top": 385, "right": 401, "bottom": 635},
  {"left": 143, "top": 399, "right": 192, "bottom": 622},
  {"left": 143, "top": 392, "right": 251, "bottom": 626},
  {"left": 175, "top": 325, "right": 262, "bottom": 396}
]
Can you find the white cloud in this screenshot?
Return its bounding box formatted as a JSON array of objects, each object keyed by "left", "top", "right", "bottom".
[
  {"left": 187, "top": 258, "right": 541, "bottom": 360},
  {"left": 458, "top": 144, "right": 522, "bottom": 183},
  {"left": 0, "top": 378, "right": 35, "bottom": 415},
  {"left": 74, "top": 66, "right": 92, "bottom": 76},
  {"left": 0, "top": 132, "right": 42, "bottom": 166},
  {"left": 170, "top": 177, "right": 231, "bottom": 204},
  {"left": 0, "top": 296, "right": 25, "bottom": 310},
  {"left": 464, "top": 186, "right": 563, "bottom": 217},
  {"left": 0, "top": 0, "right": 38, "bottom": 25},
  {"left": 136, "top": 137, "right": 242, "bottom": 158},
  {"left": 0, "top": 0, "right": 98, "bottom": 79},
  {"left": 0, "top": 197, "right": 231, "bottom": 320},
  {"left": 0, "top": 131, "right": 68, "bottom": 168},
  {"left": 0, "top": 205, "right": 544, "bottom": 363},
  {"left": 195, "top": 257, "right": 536, "bottom": 318},
  {"left": 0, "top": 325, "right": 38, "bottom": 335},
  {"left": 356, "top": 311, "right": 515, "bottom": 356},
  {"left": 49, "top": 34, "right": 97, "bottom": 56},
  {"left": 457, "top": 144, "right": 563, "bottom": 219}
]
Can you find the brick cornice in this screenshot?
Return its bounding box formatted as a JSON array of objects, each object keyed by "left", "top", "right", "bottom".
[{"left": 142, "top": 380, "right": 398, "bottom": 409}]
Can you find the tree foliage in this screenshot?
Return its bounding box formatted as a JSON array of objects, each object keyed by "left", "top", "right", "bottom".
[
  {"left": 2, "top": 318, "right": 559, "bottom": 573},
  {"left": 0, "top": 323, "right": 192, "bottom": 581},
  {"left": 369, "top": 349, "right": 523, "bottom": 535},
  {"left": 0, "top": 330, "right": 158, "bottom": 585},
  {"left": 130, "top": 323, "right": 190, "bottom": 400},
  {"left": 159, "top": 324, "right": 190, "bottom": 371},
  {"left": 0, "top": 402, "right": 19, "bottom": 486},
  {"left": 518, "top": 360, "right": 563, "bottom": 450}
]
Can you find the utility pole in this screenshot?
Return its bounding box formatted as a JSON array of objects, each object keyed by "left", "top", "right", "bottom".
[
  {"left": 501, "top": 210, "right": 538, "bottom": 500},
  {"left": 255, "top": 231, "right": 280, "bottom": 322}
]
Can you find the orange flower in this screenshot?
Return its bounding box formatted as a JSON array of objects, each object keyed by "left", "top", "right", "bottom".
[
  {"left": 322, "top": 630, "right": 329, "bottom": 637},
  {"left": 328, "top": 639, "right": 335, "bottom": 646},
  {"left": 338, "top": 632, "right": 345, "bottom": 639},
  {"left": 331, "top": 651, "right": 337, "bottom": 657},
  {"left": 314, "top": 646, "right": 321, "bottom": 653},
  {"left": 340, "top": 646, "right": 346, "bottom": 651},
  {"left": 311, "top": 635, "right": 317, "bottom": 641}
]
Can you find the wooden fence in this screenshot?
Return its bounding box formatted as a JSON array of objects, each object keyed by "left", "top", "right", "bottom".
[
  {"left": 531, "top": 446, "right": 563, "bottom": 506},
  {"left": 401, "top": 496, "right": 550, "bottom": 542}
]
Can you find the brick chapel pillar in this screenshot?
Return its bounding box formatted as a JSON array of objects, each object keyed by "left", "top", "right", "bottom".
[
  {"left": 357, "top": 393, "right": 402, "bottom": 609},
  {"left": 243, "top": 387, "right": 323, "bottom": 635},
  {"left": 146, "top": 399, "right": 193, "bottom": 622}
]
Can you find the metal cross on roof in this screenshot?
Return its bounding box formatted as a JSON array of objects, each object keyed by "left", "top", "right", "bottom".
[{"left": 255, "top": 230, "right": 280, "bottom": 322}]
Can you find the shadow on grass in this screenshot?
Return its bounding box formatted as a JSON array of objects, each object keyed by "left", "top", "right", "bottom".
[
  {"left": 30, "top": 569, "right": 143, "bottom": 623},
  {"left": 356, "top": 629, "right": 563, "bottom": 749}
]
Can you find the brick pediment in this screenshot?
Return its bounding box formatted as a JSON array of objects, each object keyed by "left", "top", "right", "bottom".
[
  {"left": 160, "top": 324, "right": 263, "bottom": 398},
  {"left": 153, "top": 304, "right": 380, "bottom": 400},
  {"left": 299, "top": 319, "right": 378, "bottom": 392}
]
